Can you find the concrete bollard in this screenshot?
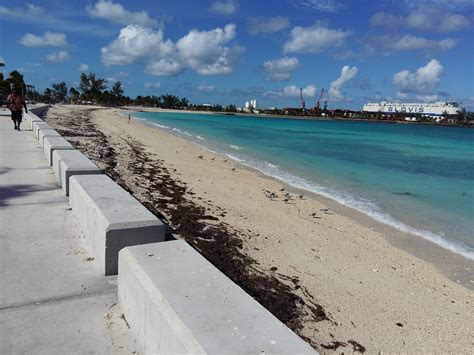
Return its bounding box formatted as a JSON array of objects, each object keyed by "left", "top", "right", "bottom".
[
  {"left": 38, "top": 129, "right": 61, "bottom": 148},
  {"left": 118, "top": 240, "right": 318, "bottom": 354},
  {"left": 43, "top": 136, "right": 74, "bottom": 166},
  {"left": 69, "top": 175, "right": 165, "bottom": 275},
  {"left": 52, "top": 150, "right": 102, "bottom": 196},
  {"left": 33, "top": 122, "right": 51, "bottom": 140}
]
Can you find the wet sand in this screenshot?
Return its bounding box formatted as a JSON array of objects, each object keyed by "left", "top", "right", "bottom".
[{"left": 46, "top": 105, "right": 474, "bottom": 353}]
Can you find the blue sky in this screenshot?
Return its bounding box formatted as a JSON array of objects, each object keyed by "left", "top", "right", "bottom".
[{"left": 1, "top": 0, "right": 473, "bottom": 110}]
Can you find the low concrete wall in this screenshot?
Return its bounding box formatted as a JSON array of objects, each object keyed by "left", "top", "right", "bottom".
[
  {"left": 33, "top": 122, "right": 51, "bottom": 140},
  {"left": 43, "top": 136, "right": 74, "bottom": 166},
  {"left": 39, "top": 129, "right": 61, "bottom": 148},
  {"left": 69, "top": 175, "right": 165, "bottom": 275},
  {"left": 52, "top": 150, "right": 102, "bottom": 196},
  {"left": 118, "top": 240, "right": 317, "bottom": 354},
  {"left": 28, "top": 115, "right": 43, "bottom": 130}
]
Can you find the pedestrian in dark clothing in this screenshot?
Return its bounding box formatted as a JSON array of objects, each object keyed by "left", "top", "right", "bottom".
[{"left": 7, "top": 88, "right": 28, "bottom": 131}]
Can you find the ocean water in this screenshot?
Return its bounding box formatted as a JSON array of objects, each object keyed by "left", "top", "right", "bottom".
[{"left": 132, "top": 111, "right": 474, "bottom": 260}]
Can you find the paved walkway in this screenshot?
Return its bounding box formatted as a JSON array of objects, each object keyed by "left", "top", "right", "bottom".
[{"left": 0, "top": 108, "right": 139, "bottom": 354}]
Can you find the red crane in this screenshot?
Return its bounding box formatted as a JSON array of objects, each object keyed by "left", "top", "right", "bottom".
[
  {"left": 300, "top": 88, "right": 305, "bottom": 111},
  {"left": 314, "top": 88, "right": 325, "bottom": 111}
]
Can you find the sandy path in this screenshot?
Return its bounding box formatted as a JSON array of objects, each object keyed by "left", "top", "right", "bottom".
[{"left": 47, "top": 105, "right": 473, "bottom": 353}]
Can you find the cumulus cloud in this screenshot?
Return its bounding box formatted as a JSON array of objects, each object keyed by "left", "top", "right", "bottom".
[
  {"left": 284, "top": 84, "right": 317, "bottom": 97},
  {"left": 329, "top": 65, "right": 358, "bottom": 100},
  {"left": 144, "top": 82, "right": 161, "bottom": 89},
  {"left": 210, "top": 0, "right": 237, "bottom": 15},
  {"left": 146, "top": 59, "right": 183, "bottom": 76},
  {"left": 370, "top": 6, "right": 469, "bottom": 33},
  {"left": 46, "top": 50, "right": 70, "bottom": 63},
  {"left": 247, "top": 16, "right": 289, "bottom": 35},
  {"left": 297, "top": 0, "right": 345, "bottom": 12},
  {"left": 198, "top": 84, "right": 215, "bottom": 92},
  {"left": 101, "top": 24, "right": 244, "bottom": 76},
  {"left": 283, "top": 24, "right": 350, "bottom": 54},
  {"left": 393, "top": 59, "right": 443, "bottom": 95},
  {"left": 101, "top": 25, "right": 174, "bottom": 65},
  {"left": 19, "top": 32, "right": 67, "bottom": 47},
  {"left": 79, "top": 63, "right": 89, "bottom": 71},
  {"left": 87, "top": 0, "right": 160, "bottom": 27},
  {"left": 176, "top": 24, "right": 243, "bottom": 75},
  {"left": 261, "top": 57, "right": 300, "bottom": 81}
]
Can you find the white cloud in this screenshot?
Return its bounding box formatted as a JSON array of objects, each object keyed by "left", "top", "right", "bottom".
[
  {"left": 101, "top": 25, "right": 174, "bottom": 65},
  {"left": 392, "top": 35, "right": 455, "bottom": 51},
  {"left": 329, "top": 65, "right": 358, "bottom": 100},
  {"left": 0, "top": 3, "right": 44, "bottom": 18},
  {"left": 87, "top": 0, "right": 159, "bottom": 27},
  {"left": 146, "top": 59, "right": 183, "bottom": 76},
  {"left": 144, "top": 82, "right": 161, "bottom": 89},
  {"left": 0, "top": 57, "right": 5, "bottom": 66},
  {"left": 19, "top": 32, "right": 67, "bottom": 47},
  {"left": 46, "top": 50, "right": 70, "bottom": 63},
  {"left": 198, "top": 84, "right": 215, "bottom": 92},
  {"left": 371, "top": 6, "right": 469, "bottom": 33},
  {"left": 79, "top": 63, "right": 89, "bottom": 71},
  {"left": 283, "top": 85, "right": 317, "bottom": 97},
  {"left": 247, "top": 16, "right": 289, "bottom": 35},
  {"left": 298, "top": 0, "right": 345, "bottom": 12},
  {"left": 210, "top": 0, "right": 237, "bottom": 15},
  {"left": 0, "top": 4, "right": 113, "bottom": 37},
  {"left": 283, "top": 24, "right": 350, "bottom": 54},
  {"left": 101, "top": 24, "right": 243, "bottom": 76},
  {"left": 261, "top": 57, "right": 300, "bottom": 81},
  {"left": 393, "top": 59, "right": 443, "bottom": 95},
  {"left": 417, "top": 94, "right": 439, "bottom": 101},
  {"left": 396, "top": 91, "right": 409, "bottom": 100},
  {"left": 372, "top": 35, "right": 455, "bottom": 54},
  {"left": 176, "top": 23, "right": 243, "bottom": 75}
]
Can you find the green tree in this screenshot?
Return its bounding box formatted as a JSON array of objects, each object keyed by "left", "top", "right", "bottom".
[
  {"left": 52, "top": 81, "right": 68, "bottom": 102},
  {"left": 79, "top": 72, "right": 107, "bottom": 103},
  {"left": 111, "top": 81, "right": 124, "bottom": 97},
  {"left": 69, "top": 87, "right": 80, "bottom": 103},
  {"left": 7, "top": 70, "right": 25, "bottom": 92}
]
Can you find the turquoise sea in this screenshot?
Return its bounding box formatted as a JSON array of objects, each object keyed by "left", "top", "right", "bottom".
[{"left": 132, "top": 111, "right": 474, "bottom": 260}]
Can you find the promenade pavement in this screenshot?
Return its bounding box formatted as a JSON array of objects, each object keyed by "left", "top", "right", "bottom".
[{"left": 0, "top": 108, "right": 139, "bottom": 354}]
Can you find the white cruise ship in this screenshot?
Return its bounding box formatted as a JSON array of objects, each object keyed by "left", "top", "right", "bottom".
[{"left": 363, "top": 101, "right": 464, "bottom": 117}]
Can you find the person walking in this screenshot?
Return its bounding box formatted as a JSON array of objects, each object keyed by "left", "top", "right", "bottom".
[{"left": 7, "top": 88, "right": 28, "bottom": 131}]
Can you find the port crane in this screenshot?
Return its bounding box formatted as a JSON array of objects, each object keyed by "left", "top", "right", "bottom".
[
  {"left": 300, "top": 88, "right": 305, "bottom": 112},
  {"left": 313, "top": 88, "right": 325, "bottom": 112}
]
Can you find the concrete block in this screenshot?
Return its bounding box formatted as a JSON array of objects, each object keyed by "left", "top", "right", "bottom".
[
  {"left": 118, "top": 240, "right": 317, "bottom": 354},
  {"left": 43, "top": 136, "right": 74, "bottom": 166},
  {"left": 29, "top": 117, "right": 43, "bottom": 130},
  {"left": 52, "top": 150, "right": 102, "bottom": 195},
  {"left": 69, "top": 175, "right": 165, "bottom": 275},
  {"left": 33, "top": 122, "right": 51, "bottom": 139},
  {"left": 39, "top": 129, "right": 61, "bottom": 148}
]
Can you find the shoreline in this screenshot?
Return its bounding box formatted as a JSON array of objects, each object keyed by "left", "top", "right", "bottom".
[
  {"left": 125, "top": 106, "right": 472, "bottom": 128},
  {"left": 132, "top": 108, "right": 474, "bottom": 273},
  {"left": 46, "top": 105, "right": 474, "bottom": 353}
]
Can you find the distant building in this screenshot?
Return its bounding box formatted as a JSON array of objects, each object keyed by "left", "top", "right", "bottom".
[{"left": 243, "top": 99, "right": 258, "bottom": 113}]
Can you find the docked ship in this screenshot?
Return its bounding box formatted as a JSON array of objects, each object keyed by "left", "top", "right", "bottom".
[{"left": 363, "top": 101, "right": 464, "bottom": 117}]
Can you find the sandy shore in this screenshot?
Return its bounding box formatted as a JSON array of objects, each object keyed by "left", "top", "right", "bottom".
[{"left": 46, "top": 105, "right": 473, "bottom": 353}]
